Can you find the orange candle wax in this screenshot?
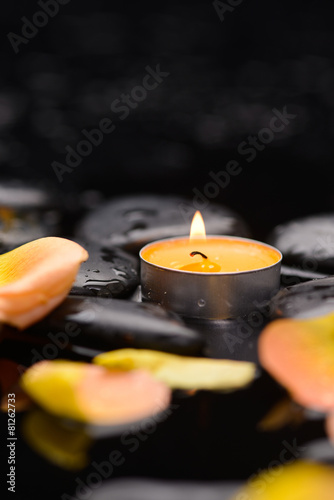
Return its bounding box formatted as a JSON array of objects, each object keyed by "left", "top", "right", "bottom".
[{"left": 141, "top": 236, "right": 281, "bottom": 274}]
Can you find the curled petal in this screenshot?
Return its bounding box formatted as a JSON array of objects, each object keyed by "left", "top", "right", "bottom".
[
  {"left": 93, "top": 348, "right": 256, "bottom": 390},
  {"left": 258, "top": 397, "right": 305, "bottom": 432},
  {"left": 0, "top": 237, "right": 88, "bottom": 329},
  {"left": 21, "top": 360, "right": 171, "bottom": 425},
  {"left": 259, "top": 313, "right": 334, "bottom": 411}
]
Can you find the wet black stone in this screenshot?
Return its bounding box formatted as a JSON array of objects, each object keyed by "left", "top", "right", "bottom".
[
  {"left": 70, "top": 243, "right": 139, "bottom": 299},
  {"left": 76, "top": 195, "right": 250, "bottom": 254},
  {"left": 0, "top": 180, "right": 60, "bottom": 210},
  {"left": 268, "top": 214, "right": 334, "bottom": 274},
  {"left": 280, "top": 264, "right": 328, "bottom": 287},
  {"left": 0, "top": 180, "right": 62, "bottom": 252},
  {"left": 90, "top": 478, "right": 240, "bottom": 500},
  {"left": 25, "top": 296, "right": 204, "bottom": 355},
  {"left": 270, "top": 276, "right": 334, "bottom": 319}
]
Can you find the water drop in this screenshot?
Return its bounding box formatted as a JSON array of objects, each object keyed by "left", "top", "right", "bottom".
[
  {"left": 198, "top": 299, "right": 206, "bottom": 307},
  {"left": 115, "top": 269, "right": 127, "bottom": 278}
]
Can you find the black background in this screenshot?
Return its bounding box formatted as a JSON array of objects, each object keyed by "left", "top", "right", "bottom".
[
  {"left": 0, "top": 2, "right": 334, "bottom": 498},
  {"left": 1, "top": 0, "right": 334, "bottom": 239}
]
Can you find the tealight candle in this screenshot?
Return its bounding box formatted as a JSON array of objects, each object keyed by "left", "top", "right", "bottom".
[{"left": 140, "top": 212, "right": 282, "bottom": 319}]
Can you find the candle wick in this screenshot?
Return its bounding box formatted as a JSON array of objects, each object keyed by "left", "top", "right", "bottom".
[{"left": 190, "top": 251, "right": 208, "bottom": 259}]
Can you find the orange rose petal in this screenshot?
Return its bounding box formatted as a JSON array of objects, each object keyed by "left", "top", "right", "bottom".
[
  {"left": 259, "top": 313, "right": 334, "bottom": 411},
  {"left": 77, "top": 364, "right": 171, "bottom": 425},
  {"left": 21, "top": 360, "right": 171, "bottom": 425},
  {"left": 0, "top": 237, "right": 88, "bottom": 329}
]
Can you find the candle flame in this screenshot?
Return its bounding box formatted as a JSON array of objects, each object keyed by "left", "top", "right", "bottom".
[{"left": 189, "top": 211, "right": 206, "bottom": 241}]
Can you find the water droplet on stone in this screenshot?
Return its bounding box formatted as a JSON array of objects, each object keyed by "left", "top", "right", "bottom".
[
  {"left": 115, "top": 269, "right": 127, "bottom": 278},
  {"left": 198, "top": 299, "right": 206, "bottom": 307}
]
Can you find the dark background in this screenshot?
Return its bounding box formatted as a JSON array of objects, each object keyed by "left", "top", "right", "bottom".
[
  {"left": 0, "top": 2, "right": 334, "bottom": 498},
  {"left": 1, "top": 0, "right": 334, "bottom": 239}
]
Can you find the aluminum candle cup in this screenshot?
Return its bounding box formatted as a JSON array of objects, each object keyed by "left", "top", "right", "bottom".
[{"left": 140, "top": 236, "right": 282, "bottom": 320}]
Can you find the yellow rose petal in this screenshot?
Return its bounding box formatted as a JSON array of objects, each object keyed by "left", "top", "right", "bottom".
[
  {"left": 22, "top": 410, "right": 92, "bottom": 470},
  {"left": 21, "top": 360, "right": 85, "bottom": 420},
  {"left": 0, "top": 237, "right": 88, "bottom": 329},
  {"left": 93, "top": 348, "right": 256, "bottom": 390},
  {"left": 230, "top": 461, "right": 334, "bottom": 500},
  {"left": 21, "top": 360, "right": 171, "bottom": 425}
]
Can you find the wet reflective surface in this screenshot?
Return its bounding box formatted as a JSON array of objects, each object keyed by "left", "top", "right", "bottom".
[
  {"left": 1, "top": 1, "right": 334, "bottom": 496},
  {"left": 71, "top": 243, "right": 140, "bottom": 299},
  {"left": 271, "top": 276, "right": 334, "bottom": 319},
  {"left": 268, "top": 215, "right": 334, "bottom": 275},
  {"left": 76, "top": 195, "right": 250, "bottom": 254}
]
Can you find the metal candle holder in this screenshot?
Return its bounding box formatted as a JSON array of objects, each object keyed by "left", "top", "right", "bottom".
[{"left": 140, "top": 236, "right": 282, "bottom": 320}]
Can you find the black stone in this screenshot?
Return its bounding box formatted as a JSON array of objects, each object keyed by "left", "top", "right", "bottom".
[
  {"left": 0, "top": 180, "right": 62, "bottom": 252},
  {"left": 270, "top": 276, "right": 334, "bottom": 319},
  {"left": 76, "top": 195, "right": 250, "bottom": 254},
  {"left": 268, "top": 214, "right": 334, "bottom": 274},
  {"left": 280, "top": 264, "right": 328, "bottom": 287},
  {"left": 0, "top": 180, "right": 59, "bottom": 210},
  {"left": 90, "top": 478, "right": 240, "bottom": 500},
  {"left": 24, "top": 296, "right": 204, "bottom": 355},
  {"left": 70, "top": 243, "right": 139, "bottom": 299}
]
